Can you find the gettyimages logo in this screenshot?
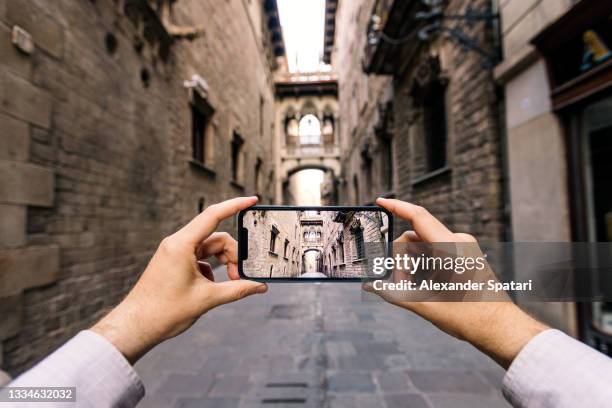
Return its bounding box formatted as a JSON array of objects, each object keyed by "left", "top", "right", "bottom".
[{"left": 372, "top": 253, "right": 487, "bottom": 275}]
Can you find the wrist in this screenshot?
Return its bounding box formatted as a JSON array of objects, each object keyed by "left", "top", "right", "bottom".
[
  {"left": 464, "top": 303, "right": 548, "bottom": 369},
  {"left": 90, "top": 300, "right": 158, "bottom": 364}
]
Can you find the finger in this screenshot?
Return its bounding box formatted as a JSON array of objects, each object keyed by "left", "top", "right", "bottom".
[
  {"left": 177, "top": 197, "right": 257, "bottom": 245},
  {"left": 226, "top": 263, "right": 240, "bottom": 280},
  {"left": 376, "top": 198, "right": 454, "bottom": 242},
  {"left": 362, "top": 281, "right": 389, "bottom": 301},
  {"left": 196, "top": 233, "right": 241, "bottom": 280},
  {"left": 210, "top": 280, "right": 268, "bottom": 306},
  {"left": 197, "top": 232, "right": 238, "bottom": 263},
  {"left": 454, "top": 233, "right": 477, "bottom": 243},
  {"left": 394, "top": 230, "right": 422, "bottom": 243}
]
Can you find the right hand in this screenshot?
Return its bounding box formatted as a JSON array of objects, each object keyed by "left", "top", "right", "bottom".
[{"left": 367, "top": 197, "right": 548, "bottom": 368}]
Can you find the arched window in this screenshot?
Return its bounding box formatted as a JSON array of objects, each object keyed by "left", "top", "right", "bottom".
[
  {"left": 322, "top": 113, "right": 334, "bottom": 144},
  {"left": 299, "top": 114, "right": 322, "bottom": 145},
  {"left": 286, "top": 117, "right": 299, "bottom": 146}
]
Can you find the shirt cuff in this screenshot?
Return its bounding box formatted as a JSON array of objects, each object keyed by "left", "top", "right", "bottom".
[
  {"left": 502, "top": 328, "right": 612, "bottom": 408},
  {"left": 10, "top": 330, "right": 145, "bottom": 407}
]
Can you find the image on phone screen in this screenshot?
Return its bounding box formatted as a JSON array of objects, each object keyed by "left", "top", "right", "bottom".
[{"left": 239, "top": 207, "right": 392, "bottom": 280}]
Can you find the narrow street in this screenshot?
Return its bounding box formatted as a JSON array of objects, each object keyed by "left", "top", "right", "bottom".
[{"left": 135, "top": 268, "right": 510, "bottom": 408}]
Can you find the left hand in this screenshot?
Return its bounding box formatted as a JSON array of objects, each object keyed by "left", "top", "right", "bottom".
[{"left": 91, "top": 197, "right": 267, "bottom": 363}]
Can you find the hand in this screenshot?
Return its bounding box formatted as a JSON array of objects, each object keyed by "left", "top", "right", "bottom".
[
  {"left": 367, "top": 198, "right": 548, "bottom": 368},
  {"left": 91, "top": 197, "right": 267, "bottom": 363}
]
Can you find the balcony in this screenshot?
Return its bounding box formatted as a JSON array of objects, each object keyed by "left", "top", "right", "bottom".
[{"left": 364, "top": 0, "right": 424, "bottom": 75}]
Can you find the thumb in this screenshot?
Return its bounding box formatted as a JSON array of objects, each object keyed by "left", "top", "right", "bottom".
[{"left": 210, "top": 280, "right": 268, "bottom": 307}]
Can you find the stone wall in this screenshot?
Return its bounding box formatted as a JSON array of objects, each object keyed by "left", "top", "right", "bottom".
[
  {"left": 242, "top": 210, "right": 301, "bottom": 278},
  {"left": 0, "top": 0, "right": 278, "bottom": 375},
  {"left": 319, "top": 211, "right": 386, "bottom": 278},
  {"left": 333, "top": 0, "right": 505, "bottom": 243},
  {"left": 333, "top": 0, "right": 392, "bottom": 206}
]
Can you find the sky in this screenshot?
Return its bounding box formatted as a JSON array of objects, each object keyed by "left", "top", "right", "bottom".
[
  {"left": 290, "top": 169, "right": 324, "bottom": 205},
  {"left": 276, "top": 1, "right": 328, "bottom": 204},
  {"left": 277, "top": 0, "right": 328, "bottom": 72}
]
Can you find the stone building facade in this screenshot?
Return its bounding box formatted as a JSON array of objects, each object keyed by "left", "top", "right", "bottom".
[
  {"left": 332, "top": 0, "right": 393, "bottom": 206},
  {"left": 242, "top": 209, "right": 302, "bottom": 278},
  {"left": 0, "top": 0, "right": 282, "bottom": 375},
  {"left": 331, "top": 0, "right": 506, "bottom": 243},
  {"left": 273, "top": 73, "right": 340, "bottom": 205},
  {"left": 319, "top": 210, "right": 388, "bottom": 278}
]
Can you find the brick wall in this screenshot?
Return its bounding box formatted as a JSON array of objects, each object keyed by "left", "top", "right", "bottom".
[
  {"left": 320, "top": 211, "right": 386, "bottom": 278},
  {"left": 0, "top": 0, "right": 277, "bottom": 375},
  {"left": 242, "top": 210, "right": 302, "bottom": 278},
  {"left": 333, "top": 0, "right": 392, "bottom": 206},
  {"left": 333, "top": 0, "right": 505, "bottom": 243}
]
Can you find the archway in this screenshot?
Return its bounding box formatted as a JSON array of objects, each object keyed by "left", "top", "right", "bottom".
[
  {"left": 284, "top": 168, "right": 324, "bottom": 205},
  {"left": 300, "top": 248, "right": 326, "bottom": 278},
  {"left": 282, "top": 165, "right": 339, "bottom": 205}
]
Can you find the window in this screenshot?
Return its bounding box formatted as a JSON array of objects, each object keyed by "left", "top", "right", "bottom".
[
  {"left": 255, "top": 158, "right": 263, "bottom": 197},
  {"left": 231, "top": 132, "right": 244, "bottom": 184},
  {"left": 322, "top": 114, "right": 334, "bottom": 145},
  {"left": 269, "top": 226, "right": 279, "bottom": 253},
  {"left": 381, "top": 136, "right": 393, "bottom": 190},
  {"left": 283, "top": 239, "right": 289, "bottom": 259},
  {"left": 362, "top": 152, "right": 373, "bottom": 196},
  {"left": 191, "top": 95, "right": 214, "bottom": 165},
  {"left": 299, "top": 114, "right": 322, "bottom": 145},
  {"left": 338, "top": 237, "right": 345, "bottom": 263},
  {"left": 423, "top": 81, "right": 448, "bottom": 172},
  {"left": 332, "top": 246, "right": 337, "bottom": 266},
  {"left": 286, "top": 117, "right": 299, "bottom": 146},
  {"left": 259, "top": 95, "right": 265, "bottom": 138},
  {"left": 352, "top": 227, "right": 365, "bottom": 260}
]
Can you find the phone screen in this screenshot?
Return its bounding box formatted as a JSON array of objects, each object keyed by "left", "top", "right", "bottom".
[{"left": 238, "top": 206, "right": 392, "bottom": 280}]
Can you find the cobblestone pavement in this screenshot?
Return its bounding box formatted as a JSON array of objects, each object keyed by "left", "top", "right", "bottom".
[{"left": 135, "top": 267, "right": 510, "bottom": 408}]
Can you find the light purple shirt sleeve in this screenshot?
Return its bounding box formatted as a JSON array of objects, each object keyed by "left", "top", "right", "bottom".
[
  {"left": 8, "top": 330, "right": 144, "bottom": 408},
  {"left": 502, "top": 329, "right": 612, "bottom": 407}
]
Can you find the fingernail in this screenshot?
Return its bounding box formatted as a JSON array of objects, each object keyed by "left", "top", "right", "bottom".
[
  {"left": 362, "top": 282, "right": 373, "bottom": 292},
  {"left": 256, "top": 283, "right": 268, "bottom": 293}
]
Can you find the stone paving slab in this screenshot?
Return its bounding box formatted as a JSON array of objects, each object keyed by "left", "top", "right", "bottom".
[{"left": 135, "top": 268, "right": 510, "bottom": 407}]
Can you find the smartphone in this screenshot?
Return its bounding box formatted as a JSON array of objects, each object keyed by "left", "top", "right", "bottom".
[{"left": 238, "top": 205, "right": 393, "bottom": 281}]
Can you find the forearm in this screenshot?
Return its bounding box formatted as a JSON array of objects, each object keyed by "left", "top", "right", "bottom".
[{"left": 90, "top": 297, "right": 159, "bottom": 365}]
